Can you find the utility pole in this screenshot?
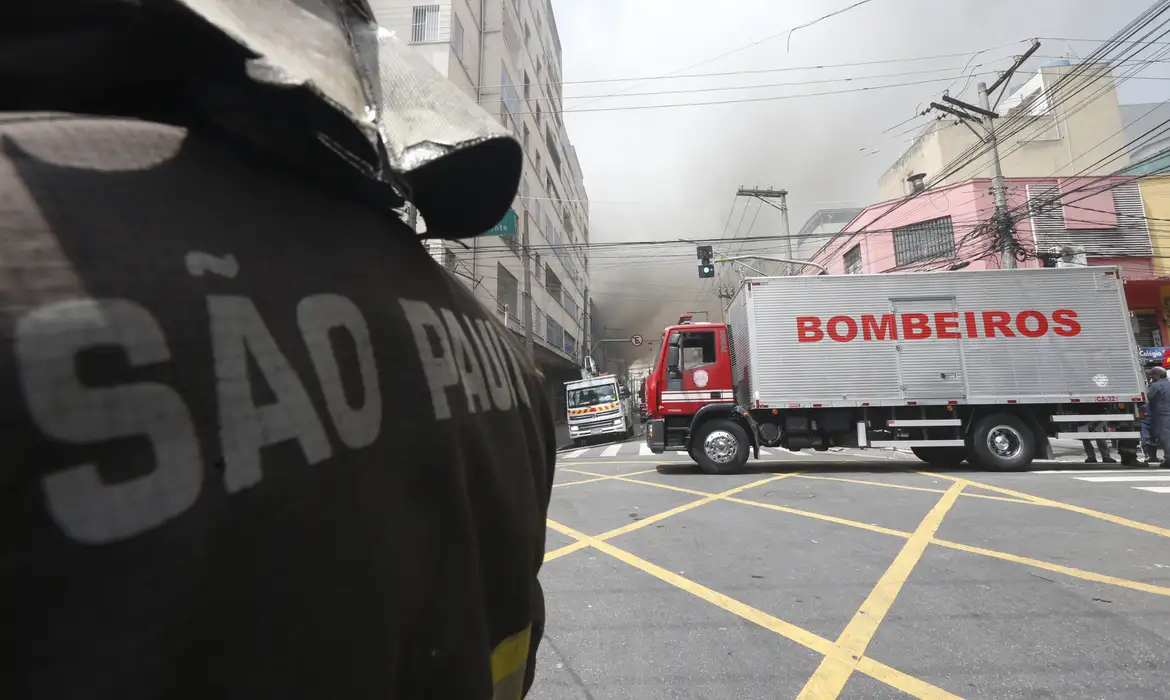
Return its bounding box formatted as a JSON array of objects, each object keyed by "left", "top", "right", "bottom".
[
  {"left": 736, "top": 187, "right": 792, "bottom": 274},
  {"left": 929, "top": 40, "right": 1040, "bottom": 270},
  {"left": 521, "top": 218, "right": 534, "bottom": 358},
  {"left": 976, "top": 81, "right": 1013, "bottom": 269}
]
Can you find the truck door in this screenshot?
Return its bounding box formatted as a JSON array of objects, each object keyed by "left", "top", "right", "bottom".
[
  {"left": 679, "top": 329, "right": 720, "bottom": 394},
  {"left": 891, "top": 297, "right": 966, "bottom": 400}
]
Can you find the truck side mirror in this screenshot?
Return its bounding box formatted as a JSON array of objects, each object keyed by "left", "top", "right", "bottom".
[
  {"left": 667, "top": 347, "right": 680, "bottom": 375},
  {"left": 620, "top": 389, "right": 630, "bottom": 399}
]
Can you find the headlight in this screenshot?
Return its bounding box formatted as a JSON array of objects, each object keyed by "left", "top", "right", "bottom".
[
  {"left": 613, "top": 418, "right": 624, "bottom": 426},
  {"left": 570, "top": 425, "right": 580, "bottom": 432}
]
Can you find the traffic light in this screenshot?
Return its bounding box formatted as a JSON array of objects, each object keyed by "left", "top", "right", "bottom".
[{"left": 697, "top": 245, "right": 714, "bottom": 278}]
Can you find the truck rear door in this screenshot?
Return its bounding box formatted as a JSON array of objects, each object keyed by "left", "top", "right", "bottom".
[{"left": 892, "top": 297, "right": 966, "bottom": 400}]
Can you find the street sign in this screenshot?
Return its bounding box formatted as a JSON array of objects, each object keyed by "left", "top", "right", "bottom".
[
  {"left": 631, "top": 334, "right": 644, "bottom": 347},
  {"left": 484, "top": 208, "right": 518, "bottom": 236}
]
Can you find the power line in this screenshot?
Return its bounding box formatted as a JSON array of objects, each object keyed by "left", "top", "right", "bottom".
[
  {"left": 511, "top": 73, "right": 1001, "bottom": 116},
  {"left": 479, "top": 63, "right": 1005, "bottom": 106},
  {"left": 567, "top": 0, "right": 889, "bottom": 112}
]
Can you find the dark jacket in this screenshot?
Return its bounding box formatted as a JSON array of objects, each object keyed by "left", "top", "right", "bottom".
[{"left": 1, "top": 7, "right": 553, "bottom": 699}]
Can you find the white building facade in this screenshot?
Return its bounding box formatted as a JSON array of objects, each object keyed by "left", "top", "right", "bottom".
[{"left": 370, "top": 0, "right": 591, "bottom": 376}]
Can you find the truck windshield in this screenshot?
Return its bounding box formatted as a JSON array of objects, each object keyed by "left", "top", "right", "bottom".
[{"left": 568, "top": 385, "right": 618, "bottom": 408}]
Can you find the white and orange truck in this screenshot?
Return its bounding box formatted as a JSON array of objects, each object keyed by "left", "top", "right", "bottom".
[
  {"left": 644, "top": 267, "right": 1145, "bottom": 473},
  {"left": 566, "top": 373, "right": 634, "bottom": 447}
]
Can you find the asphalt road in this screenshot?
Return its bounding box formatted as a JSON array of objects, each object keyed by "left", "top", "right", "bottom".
[{"left": 530, "top": 436, "right": 1170, "bottom": 700}]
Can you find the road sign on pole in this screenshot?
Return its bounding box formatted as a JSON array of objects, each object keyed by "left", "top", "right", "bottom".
[{"left": 631, "top": 334, "right": 644, "bottom": 347}]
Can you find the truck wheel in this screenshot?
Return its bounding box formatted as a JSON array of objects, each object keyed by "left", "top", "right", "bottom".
[
  {"left": 969, "top": 413, "right": 1034, "bottom": 471},
  {"left": 572, "top": 438, "right": 584, "bottom": 449},
  {"left": 693, "top": 419, "right": 750, "bottom": 475},
  {"left": 910, "top": 446, "right": 967, "bottom": 467}
]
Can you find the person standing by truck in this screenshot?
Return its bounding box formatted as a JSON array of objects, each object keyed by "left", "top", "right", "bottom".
[{"left": 1146, "top": 367, "right": 1170, "bottom": 467}]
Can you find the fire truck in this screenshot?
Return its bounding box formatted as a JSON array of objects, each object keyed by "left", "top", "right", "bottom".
[{"left": 644, "top": 267, "right": 1146, "bottom": 473}]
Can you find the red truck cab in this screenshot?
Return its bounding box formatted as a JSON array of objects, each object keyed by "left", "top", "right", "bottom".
[{"left": 644, "top": 314, "right": 760, "bottom": 466}]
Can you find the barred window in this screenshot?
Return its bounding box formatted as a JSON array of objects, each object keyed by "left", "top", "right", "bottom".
[
  {"left": 410, "top": 5, "right": 440, "bottom": 43},
  {"left": 892, "top": 216, "right": 955, "bottom": 266},
  {"left": 844, "top": 244, "right": 862, "bottom": 274}
]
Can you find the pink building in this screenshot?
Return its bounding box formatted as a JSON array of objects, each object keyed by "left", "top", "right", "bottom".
[{"left": 805, "top": 175, "right": 1167, "bottom": 346}]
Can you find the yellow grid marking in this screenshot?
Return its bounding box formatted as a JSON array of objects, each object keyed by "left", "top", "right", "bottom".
[
  {"left": 792, "top": 474, "right": 1034, "bottom": 505},
  {"left": 797, "top": 483, "right": 965, "bottom": 699},
  {"left": 553, "top": 469, "right": 659, "bottom": 489},
  {"left": 551, "top": 470, "right": 1170, "bottom": 597},
  {"left": 545, "top": 519, "right": 962, "bottom": 700},
  {"left": 919, "top": 472, "right": 1170, "bottom": 539},
  {"left": 544, "top": 474, "right": 792, "bottom": 562},
  {"left": 930, "top": 538, "right": 1170, "bottom": 596}
]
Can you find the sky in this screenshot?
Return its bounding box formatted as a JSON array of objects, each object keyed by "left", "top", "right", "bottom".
[{"left": 548, "top": 0, "right": 1170, "bottom": 367}]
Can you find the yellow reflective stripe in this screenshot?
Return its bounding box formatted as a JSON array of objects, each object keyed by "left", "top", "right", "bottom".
[{"left": 490, "top": 625, "right": 531, "bottom": 683}]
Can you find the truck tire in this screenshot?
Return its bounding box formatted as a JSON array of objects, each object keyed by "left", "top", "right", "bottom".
[
  {"left": 969, "top": 413, "right": 1035, "bottom": 471},
  {"left": 693, "top": 419, "right": 750, "bottom": 475},
  {"left": 910, "top": 446, "right": 967, "bottom": 467}
]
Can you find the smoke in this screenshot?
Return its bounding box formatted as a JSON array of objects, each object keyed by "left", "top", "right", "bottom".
[{"left": 551, "top": 0, "right": 1159, "bottom": 366}]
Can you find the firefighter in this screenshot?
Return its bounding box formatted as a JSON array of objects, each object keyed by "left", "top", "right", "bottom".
[
  {"left": 1147, "top": 367, "right": 1170, "bottom": 468},
  {"left": 2, "top": 3, "right": 553, "bottom": 699}
]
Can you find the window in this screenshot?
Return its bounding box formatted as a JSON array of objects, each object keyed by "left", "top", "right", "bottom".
[
  {"left": 892, "top": 216, "right": 956, "bottom": 267},
  {"left": 680, "top": 331, "right": 716, "bottom": 370},
  {"left": 535, "top": 103, "right": 542, "bottom": 127},
  {"left": 442, "top": 246, "right": 457, "bottom": 270},
  {"left": 546, "top": 174, "right": 555, "bottom": 200},
  {"left": 1133, "top": 310, "right": 1162, "bottom": 348},
  {"left": 523, "top": 21, "right": 530, "bottom": 47},
  {"left": 534, "top": 151, "right": 542, "bottom": 177},
  {"left": 411, "top": 5, "right": 440, "bottom": 43},
  {"left": 844, "top": 244, "right": 862, "bottom": 274},
  {"left": 451, "top": 13, "right": 464, "bottom": 60},
  {"left": 522, "top": 123, "right": 530, "bottom": 152},
  {"left": 496, "top": 264, "right": 519, "bottom": 319},
  {"left": 546, "top": 314, "right": 564, "bottom": 348},
  {"left": 523, "top": 71, "right": 531, "bottom": 100},
  {"left": 545, "top": 266, "right": 562, "bottom": 303},
  {"left": 500, "top": 64, "right": 520, "bottom": 121},
  {"left": 545, "top": 127, "right": 561, "bottom": 173}
]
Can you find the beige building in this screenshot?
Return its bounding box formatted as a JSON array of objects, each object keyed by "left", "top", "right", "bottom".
[
  {"left": 369, "top": 0, "right": 591, "bottom": 375},
  {"left": 879, "top": 60, "right": 1131, "bottom": 200}
]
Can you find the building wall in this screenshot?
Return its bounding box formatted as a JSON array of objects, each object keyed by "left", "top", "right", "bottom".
[
  {"left": 370, "top": 0, "right": 590, "bottom": 367},
  {"left": 1139, "top": 175, "right": 1170, "bottom": 278},
  {"left": 878, "top": 63, "right": 1130, "bottom": 200},
  {"left": 811, "top": 176, "right": 1151, "bottom": 276}
]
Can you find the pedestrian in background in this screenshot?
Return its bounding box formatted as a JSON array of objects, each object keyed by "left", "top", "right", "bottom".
[
  {"left": 1146, "top": 367, "right": 1170, "bottom": 468},
  {"left": 1081, "top": 420, "right": 1117, "bottom": 464}
]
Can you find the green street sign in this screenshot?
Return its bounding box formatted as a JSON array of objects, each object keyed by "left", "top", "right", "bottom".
[{"left": 485, "top": 208, "right": 518, "bottom": 236}]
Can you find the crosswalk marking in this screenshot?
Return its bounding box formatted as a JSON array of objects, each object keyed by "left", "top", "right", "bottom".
[
  {"left": 1033, "top": 468, "right": 1165, "bottom": 475},
  {"left": 1034, "top": 469, "right": 1170, "bottom": 497},
  {"left": 557, "top": 442, "right": 907, "bottom": 462},
  {"left": 1075, "top": 475, "right": 1170, "bottom": 483}
]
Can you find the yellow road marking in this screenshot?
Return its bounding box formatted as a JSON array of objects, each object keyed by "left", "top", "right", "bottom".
[
  {"left": 545, "top": 519, "right": 962, "bottom": 700},
  {"left": 797, "top": 483, "right": 965, "bottom": 699},
  {"left": 792, "top": 474, "right": 1034, "bottom": 505},
  {"left": 931, "top": 538, "right": 1170, "bottom": 597},
  {"left": 544, "top": 474, "right": 791, "bottom": 563},
  {"left": 554, "top": 469, "right": 659, "bottom": 489},
  {"left": 556, "top": 470, "right": 1170, "bottom": 597},
  {"left": 920, "top": 472, "right": 1170, "bottom": 539}
]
